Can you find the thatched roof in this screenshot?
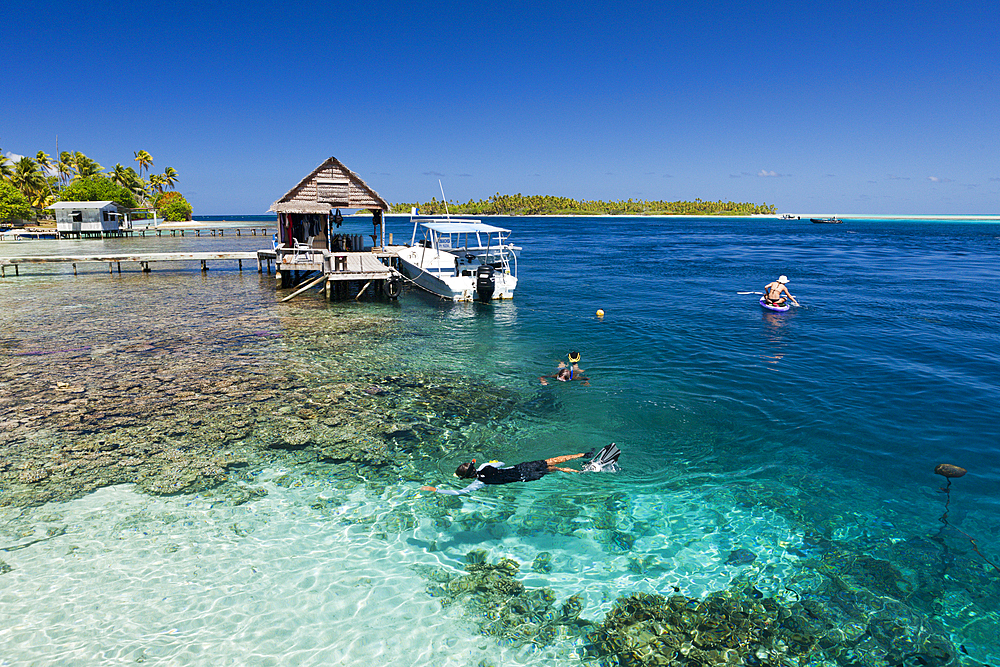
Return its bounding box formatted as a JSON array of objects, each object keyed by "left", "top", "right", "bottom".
[{"left": 269, "top": 157, "right": 388, "bottom": 214}]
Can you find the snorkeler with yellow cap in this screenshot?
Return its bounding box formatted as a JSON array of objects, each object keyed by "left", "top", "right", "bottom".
[{"left": 539, "top": 351, "right": 588, "bottom": 385}]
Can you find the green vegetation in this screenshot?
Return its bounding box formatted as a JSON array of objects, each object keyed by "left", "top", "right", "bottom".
[
  {"left": 154, "top": 191, "right": 193, "bottom": 221},
  {"left": 390, "top": 193, "right": 775, "bottom": 216},
  {"left": 59, "top": 177, "right": 138, "bottom": 209},
  {"left": 0, "top": 146, "right": 186, "bottom": 222},
  {"left": 0, "top": 181, "right": 32, "bottom": 222}
]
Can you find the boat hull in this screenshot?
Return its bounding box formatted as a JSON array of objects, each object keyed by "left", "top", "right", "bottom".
[{"left": 395, "top": 247, "right": 516, "bottom": 301}]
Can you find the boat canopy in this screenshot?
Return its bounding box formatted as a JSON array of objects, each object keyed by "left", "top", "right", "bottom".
[{"left": 419, "top": 221, "right": 511, "bottom": 235}]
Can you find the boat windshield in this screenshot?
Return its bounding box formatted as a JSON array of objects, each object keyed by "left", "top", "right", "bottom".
[
  {"left": 420, "top": 222, "right": 510, "bottom": 246},
  {"left": 410, "top": 218, "right": 518, "bottom": 276}
]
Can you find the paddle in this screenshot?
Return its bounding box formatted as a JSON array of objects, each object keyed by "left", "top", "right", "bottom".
[{"left": 739, "top": 290, "right": 801, "bottom": 307}]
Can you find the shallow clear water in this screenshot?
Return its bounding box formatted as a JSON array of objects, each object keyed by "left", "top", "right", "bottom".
[{"left": 1, "top": 217, "right": 998, "bottom": 665}]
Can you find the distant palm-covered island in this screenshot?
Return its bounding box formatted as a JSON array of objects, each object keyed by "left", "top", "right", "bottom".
[{"left": 390, "top": 194, "right": 775, "bottom": 216}]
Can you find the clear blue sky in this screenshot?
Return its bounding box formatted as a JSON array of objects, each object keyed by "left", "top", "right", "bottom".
[{"left": 4, "top": 0, "right": 998, "bottom": 215}]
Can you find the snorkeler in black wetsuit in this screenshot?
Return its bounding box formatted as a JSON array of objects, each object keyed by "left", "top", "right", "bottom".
[{"left": 420, "top": 444, "right": 621, "bottom": 495}]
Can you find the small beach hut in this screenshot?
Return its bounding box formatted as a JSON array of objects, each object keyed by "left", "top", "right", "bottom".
[
  {"left": 49, "top": 201, "right": 122, "bottom": 238},
  {"left": 268, "top": 157, "right": 389, "bottom": 252}
]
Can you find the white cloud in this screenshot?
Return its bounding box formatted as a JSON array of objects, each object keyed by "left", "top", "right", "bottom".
[
  {"left": 927, "top": 176, "right": 953, "bottom": 183},
  {"left": 758, "top": 170, "right": 783, "bottom": 177}
]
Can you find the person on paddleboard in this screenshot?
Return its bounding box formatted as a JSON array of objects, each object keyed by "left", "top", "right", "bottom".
[
  {"left": 763, "top": 275, "right": 799, "bottom": 307},
  {"left": 420, "top": 444, "right": 621, "bottom": 495}
]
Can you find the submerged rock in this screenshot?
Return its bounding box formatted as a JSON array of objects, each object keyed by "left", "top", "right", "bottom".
[
  {"left": 588, "top": 586, "right": 959, "bottom": 667},
  {"left": 725, "top": 547, "right": 757, "bottom": 566},
  {"left": 426, "top": 552, "right": 593, "bottom": 648}
]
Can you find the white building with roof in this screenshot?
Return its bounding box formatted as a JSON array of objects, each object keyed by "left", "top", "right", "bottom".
[{"left": 49, "top": 201, "right": 123, "bottom": 237}]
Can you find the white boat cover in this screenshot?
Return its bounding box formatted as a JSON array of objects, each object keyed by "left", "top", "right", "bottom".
[{"left": 419, "top": 221, "right": 511, "bottom": 234}]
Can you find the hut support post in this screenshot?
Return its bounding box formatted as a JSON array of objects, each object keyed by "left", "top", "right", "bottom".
[{"left": 281, "top": 274, "right": 326, "bottom": 302}]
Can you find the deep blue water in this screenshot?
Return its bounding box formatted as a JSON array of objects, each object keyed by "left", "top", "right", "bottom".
[
  {"left": 2, "top": 215, "right": 998, "bottom": 663},
  {"left": 389, "top": 215, "right": 1000, "bottom": 497},
  {"left": 380, "top": 215, "right": 1000, "bottom": 659}
]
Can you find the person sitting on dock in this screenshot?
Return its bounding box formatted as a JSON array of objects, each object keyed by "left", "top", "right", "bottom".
[
  {"left": 763, "top": 275, "right": 799, "bottom": 307},
  {"left": 420, "top": 444, "right": 620, "bottom": 495}
]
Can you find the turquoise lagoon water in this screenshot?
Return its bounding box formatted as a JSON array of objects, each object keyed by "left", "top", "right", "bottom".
[{"left": 1, "top": 216, "right": 998, "bottom": 665}]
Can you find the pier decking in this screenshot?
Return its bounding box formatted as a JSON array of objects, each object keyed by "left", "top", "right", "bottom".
[
  {"left": 0, "top": 252, "right": 262, "bottom": 277},
  {"left": 0, "top": 248, "right": 403, "bottom": 302},
  {"left": 273, "top": 247, "right": 401, "bottom": 300},
  {"left": 0, "top": 225, "right": 271, "bottom": 241}
]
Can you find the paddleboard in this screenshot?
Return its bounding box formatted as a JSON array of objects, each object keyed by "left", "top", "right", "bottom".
[{"left": 759, "top": 296, "right": 790, "bottom": 312}]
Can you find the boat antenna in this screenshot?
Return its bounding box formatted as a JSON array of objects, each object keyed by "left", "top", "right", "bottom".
[{"left": 439, "top": 179, "right": 451, "bottom": 219}]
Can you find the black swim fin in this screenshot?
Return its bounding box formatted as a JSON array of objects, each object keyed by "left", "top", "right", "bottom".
[{"left": 583, "top": 443, "right": 620, "bottom": 472}]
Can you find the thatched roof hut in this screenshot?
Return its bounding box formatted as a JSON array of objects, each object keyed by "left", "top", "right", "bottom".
[{"left": 268, "top": 157, "right": 389, "bottom": 250}]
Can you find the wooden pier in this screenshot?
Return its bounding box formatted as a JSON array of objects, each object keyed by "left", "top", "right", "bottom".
[
  {"left": 133, "top": 226, "right": 272, "bottom": 238},
  {"left": 273, "top": 247, "right": 402, "bottom": 301},
  {"left": 0, "top": 247, "right": 405, "bottom": 303},
  {"left": 0, "top": 252, "right": 263, "bottom": 277},
  {"left": 0, "top": 225, "right": 271, "bottom": 240}
]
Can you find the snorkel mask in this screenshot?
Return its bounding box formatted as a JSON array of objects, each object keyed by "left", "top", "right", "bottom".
[{"left": 456, "top": 459, "right": 477, "bottom": 478}]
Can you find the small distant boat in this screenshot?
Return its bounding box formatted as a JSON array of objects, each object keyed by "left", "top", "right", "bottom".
[
  {"left": 779, "top": 214, "right": 800, "bottom": 220},
  {"left": 390, "top": 215, "right": 520, "bottom": 302},
  {"left": 810, "top": 217, "right": 843, "bottom": 224}
]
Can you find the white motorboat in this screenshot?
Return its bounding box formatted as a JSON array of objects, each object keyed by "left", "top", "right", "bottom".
[{"left": 390, "top": 216, "right": 519, "bottom": 301}]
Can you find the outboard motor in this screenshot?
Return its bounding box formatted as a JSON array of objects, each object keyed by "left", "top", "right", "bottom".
[{"left": 475, "top": 265, "right": 496, "bottom": 302}]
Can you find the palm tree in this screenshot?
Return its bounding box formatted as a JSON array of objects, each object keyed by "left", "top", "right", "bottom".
[
  {"left": 11, "top": 158, "right": 48, "bottom": 209},
  {"left": 57, "top": 151, "right": 75, "bottom": 185},
  {"left": 110, "top": 163, "right": 130, "bottom": 188},
  {"left": 35, "top": 152, "right": 57, "bottom": 198},
  {"left": 0, "top": 152, "right": 13, "bottom": 182},
  {"left": 149, "top": 173, "right": 166, "bottom": 194},
  {"left": 72, "top": 152, "right": 103, "bottom": 180},
  {"left": 133, "top": 150, "right": 153, "bottom": 179},
  {"left": 35, "top": 151, "right": 53, "bottom": 174},
  {"left": 123, "top": 167, "right": 149, "bottom": 204},
  {"left": 162, "top": 166, "right": 178, "bottom": 190}
]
